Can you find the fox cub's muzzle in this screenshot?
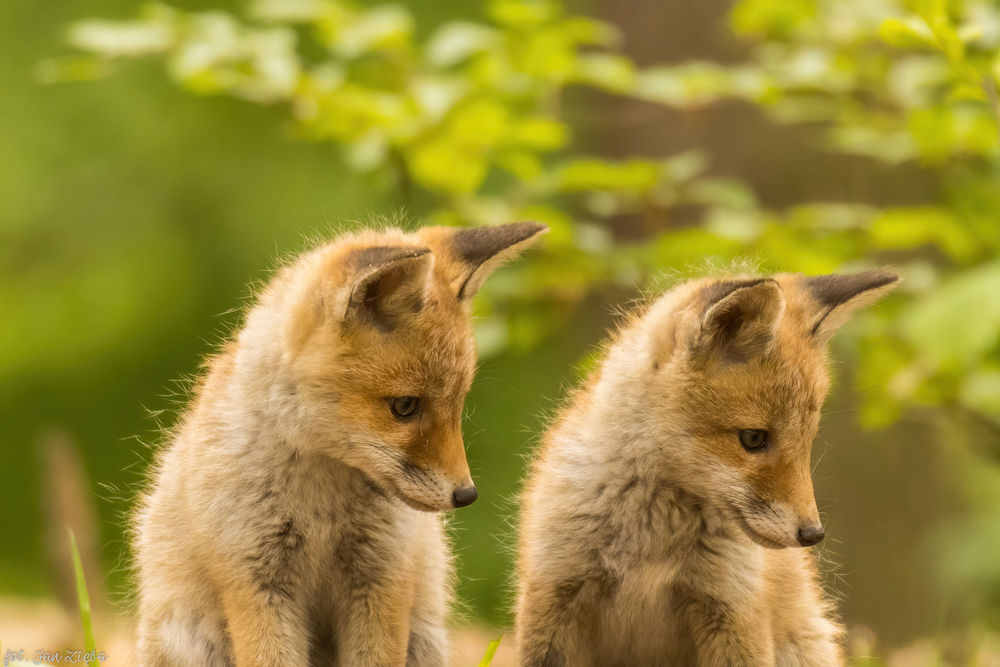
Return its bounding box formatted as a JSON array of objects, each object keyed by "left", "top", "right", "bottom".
[
  {"left": 452, "top": 485, "right": 478, "bottom": 508},
  {"left": 797, "top": 523, "right": 825, "bottom": 547}
]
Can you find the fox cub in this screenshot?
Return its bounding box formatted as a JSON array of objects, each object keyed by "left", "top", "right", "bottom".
[
  {"left": 516, "top": 270, "right": 898, "bottom": 666},
  {"left": 134, "top": 222, "right": 546, "bottom": 666}
]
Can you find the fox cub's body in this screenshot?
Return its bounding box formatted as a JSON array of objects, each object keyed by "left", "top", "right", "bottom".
[
  {"left": 134, "top": 222, "right": 545, "bottom": 666},
  {"left": 516, "top": 270, "right": 897, "bottom": 666}
]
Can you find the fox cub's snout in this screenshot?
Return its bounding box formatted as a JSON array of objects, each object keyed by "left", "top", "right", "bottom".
[
  {"left": 276, "top": 222, "right": 547, "bottom": 512},
  {"left": 644, "top": 270, "right": 899, "bottom": 549}
]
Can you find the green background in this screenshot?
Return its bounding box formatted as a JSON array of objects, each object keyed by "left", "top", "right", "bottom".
[{"left": 4, "top": 0, "right": 1000, "bottom": 661}]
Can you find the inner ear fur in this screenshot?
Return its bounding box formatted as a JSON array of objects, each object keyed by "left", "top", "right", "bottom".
[
  {"left": 803, "top": 268, "right": 899, "bottom": 342},
  {"left": 418, "top": 221, "right": 547, "bottom": 300},
  {"left": 283, "top": 245, "right": 433, "bottom": 360},
  {"left": 694, "top": 278, "right": 785, "bottom": 363},
  {"left": 345, "top": 246, "right": 434, "bottom": 329}
]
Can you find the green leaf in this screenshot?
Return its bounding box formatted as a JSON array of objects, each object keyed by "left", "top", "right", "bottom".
[
  {"left": 634, "top": 63, "right": 751, "bottom": 107},
  {"left": 426, "top": 22, "right": 501, "bottom": 67},
  {"left": 408, "top": 138, "right": 488, "bottom": 193},
  {"left": 556, "top": 17, "right": 621, "bottom": 47},
  {"left": 956, "top": 22, "right": 984, "bottom": 45},
  {"left": 329, "top": 5, "right": 413, "bottom": 58},
  {"left": 452, "top": 100, "right": 510, "bottom": 145},
  {"left": 901, "top": 260, "right": 1000, "bottom": 368},
  {"left": 869, "top": 207, "right": 978, "bottom": 262},
  {"left": 35, "top": 57, "right": 113, "bottom": 84},
  {"left": 888, "top": 56, "right": 951, "bottom": 108},
  {"left": 413, "top": 77, "right": 466, "bottom": 121},
  {"left": 69, "top": 529, "right": 100, "bottom": 667},
  {"left": 571, "top": 53, "right": 636, "bottom": 93},
  {"left": 662, "top": 150, "right": 709, "bottom": 183},
  {"left": 689, "top": 177, "right": 757, "bottom": 210},
  {"left": 826, "top": 125, "right": 918, "bottom": 164},
  {"left": 488, "top": 0, "right": 559, "bottom": 29},
  {"left": 151, "top": 11, "right": 302, "bottom": 103},
  {"left": 67, "top": 19, "right": 175, "bottom": 57},
  {"left": 474, "top": 317, "right": 508, "bottom": 358},
  {"left": 648, "top": 227, "right": 742, "bottom": 268},
  {"left": 907, "top": 106, "right": 999, "bottom": 162},
  {"left": 857, "top": 342, "right": 910, "bottom": 429},
  {"left": 495, "top": 150, "right": 543, "bottom": 179},
  {"left": 960, "top": 368, "right": 1000, "bottom": 417},
  {"left": 344, "top": 130, "right": 388, "bottom": 170},
  {"left": 634, "top": 66, "right": 686, "bottom": 105},
  {"left": 704, "top": 209, "right": 763, "bottom": 243},
  {"left": 505, "top": 116, "right": 568, "bottom": 151},
  {"left": 251, "top": 0, "right": 333, "bottom": 23},
  {"left": 946, "top": 82, "right": 988, "bottom": 103},
  {"left": 479, "top": 636, "right": 503, "bottom": 667},
  {"left": 879, "top": 17, "right": 936, "bottom": 49},
  {"left": 519, "top": 31, "right": 575, "bottom": 81},
  {"left": 729, "top": 0, "right": 816, "bottom": 38},
  {"left": 554, "top": 158, "right": 662, "bottom": 191}
]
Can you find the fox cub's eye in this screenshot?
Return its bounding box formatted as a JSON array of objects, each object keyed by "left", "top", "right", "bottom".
[
  {"left": 389, "top": 396, "right": 421, "bottom": 420},
  {"left": 738, "top": 429, "right": 769, "bottom": 452}
]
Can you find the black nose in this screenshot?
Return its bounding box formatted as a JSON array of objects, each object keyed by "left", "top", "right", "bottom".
[
  {"left": 797, "top": 525, "right": 826, "bottom": 547},
  {"left": 452, "top": 486, "right": 478, "bottom": 508}
]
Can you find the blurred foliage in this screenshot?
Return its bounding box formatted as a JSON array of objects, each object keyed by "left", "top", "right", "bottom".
[
  {"left": 52, "top": 0, "right": 1000, "bottom": 435},
  {"left": 14, "top": 0, "right": 996, "bottom": 650},
  {"left": 727, "top": 0, "right": 1000, "bottom": 431}
]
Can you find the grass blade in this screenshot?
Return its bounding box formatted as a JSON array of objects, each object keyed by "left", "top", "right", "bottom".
[
  {"left": 68, "top": 528, "right": 99, "bottom": 667},
  {"left": 478, "top": 635, "right": 502, "bottom": 667}
]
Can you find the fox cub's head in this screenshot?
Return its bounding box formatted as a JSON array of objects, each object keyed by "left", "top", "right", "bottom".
[
  {"left": 642, "top": 270, "right": 898, "bottom": 548},
  {"left": 275, "top": 222, "right": 546, "bottom": 512}
]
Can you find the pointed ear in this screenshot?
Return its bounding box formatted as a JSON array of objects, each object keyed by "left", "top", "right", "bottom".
[
  {"left": 345, "top": 246, "right": 433, "bottom": 329},
  {"left": 693, "top": 278, "right": 785, "bottom": 363},
  {"left": 418, "top": 222, "right": 547, "bottom": 300},
  {"left": 804, "top": 269, "right": 899, "bottom": 342}
]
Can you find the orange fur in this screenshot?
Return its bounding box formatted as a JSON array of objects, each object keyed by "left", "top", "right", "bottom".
[
  {"left": 516, "top": 269, "right": 898, "bottom": 666},
  {"left": 133, "top": 222, "right": 546, "bottom": 666}
]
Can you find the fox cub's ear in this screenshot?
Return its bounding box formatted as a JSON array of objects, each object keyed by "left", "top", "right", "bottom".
[
  {"left": 345, "top": 246, "right": 434, "bottom": 329},
  {"left": 418, "top": 222, "right": 548, "bottom": 300},
  {"left": 694, "top": 278, "right": 785, "bottom": 363},
  {"left": 803, "top": 269, "right": 899, "bottom": 343},
  {"left": 284, "top": 246, "right": 432, "bottom": 356}
]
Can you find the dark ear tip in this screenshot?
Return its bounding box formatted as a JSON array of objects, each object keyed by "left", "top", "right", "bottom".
[
  {"left": 449, "top": 222, "right": 547, "bottom": 265},
  {"left": 504, "top": 221, "right": 549, "bottom": 242},
  {"left": 855, "top": 267, "right": 901, "bottom": 292},
  {"left": 873, "top": 267, "right": 901, "bottom": 285},
  {"left": 803, "top": 267, "right": 901, "bottom": 311}
]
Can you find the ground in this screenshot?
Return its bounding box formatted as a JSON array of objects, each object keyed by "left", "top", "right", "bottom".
[{"left": 1, "top": 597, "right": 997, "bottom": 667}]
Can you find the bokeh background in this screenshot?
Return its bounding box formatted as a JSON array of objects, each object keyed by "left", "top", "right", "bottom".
[{"left": 3, "top": 0, "right": 1000, "bottom": 664}]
